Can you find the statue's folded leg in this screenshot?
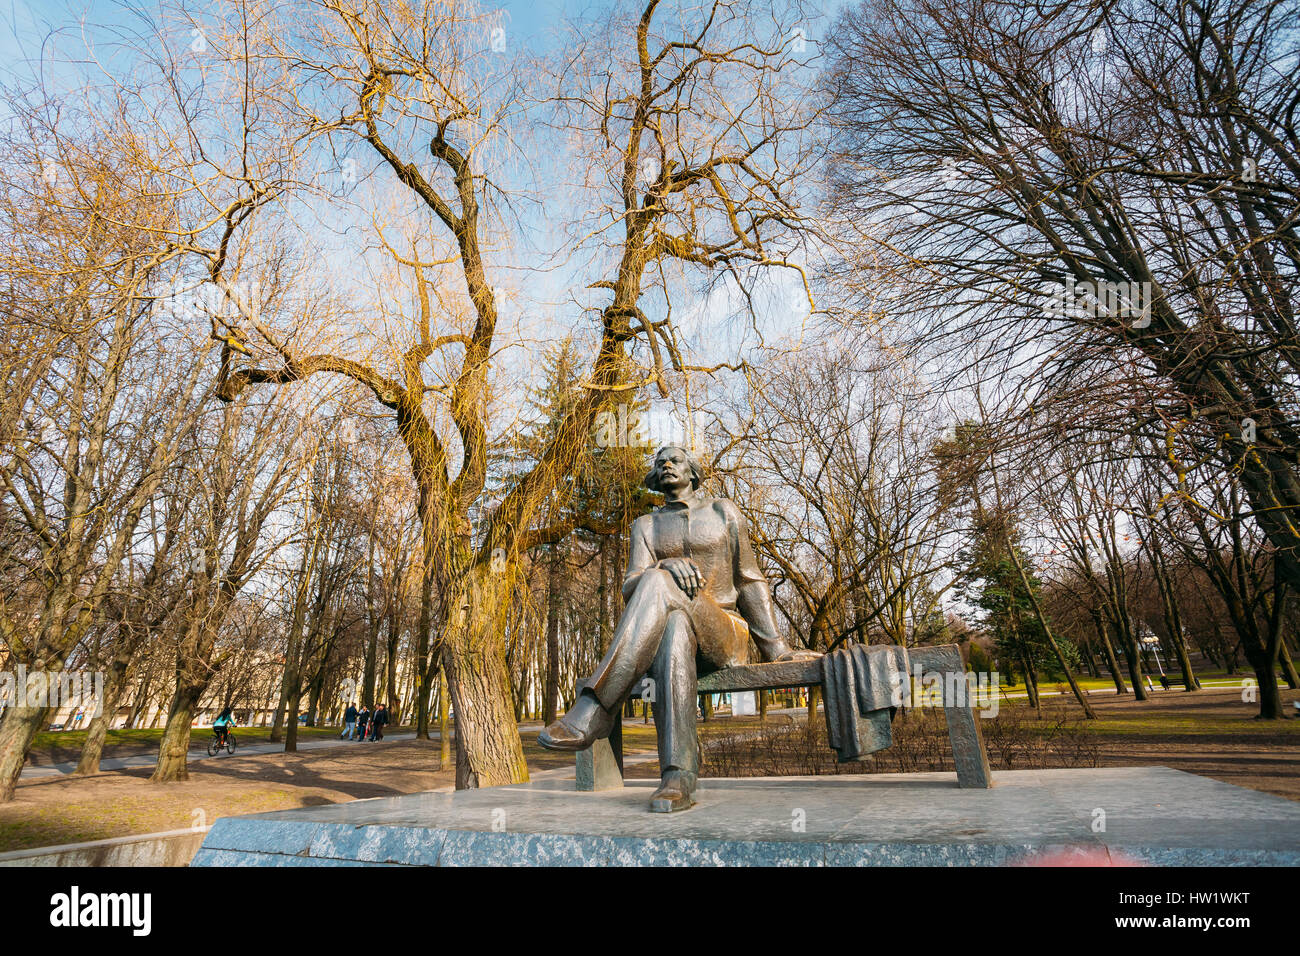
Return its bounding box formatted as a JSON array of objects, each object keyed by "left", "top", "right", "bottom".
[
  {"left": 538, "top": 568, "right": 689, "bottom": 752},
  {"left": 584, "top": 568, "right": 690, "bottom": 710},
  {"left": 649, "top": 609, "right": 698, "bottom": 777}
]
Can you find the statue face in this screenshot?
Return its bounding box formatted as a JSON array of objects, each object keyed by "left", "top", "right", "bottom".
[{"left": 654, "top": 446, "right": 693, "bottom": 495}]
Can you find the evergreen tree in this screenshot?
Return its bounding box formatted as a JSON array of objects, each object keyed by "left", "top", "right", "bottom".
[
  {"left": 957, "top": 509, "right": 1074, "bottom": 705},
  {"left": 499, "top": 337, "right": 656, "bottom": 720}
]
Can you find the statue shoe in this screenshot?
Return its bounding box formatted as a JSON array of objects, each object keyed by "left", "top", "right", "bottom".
[
  {"left": 537, "top": 692, "right": 614, "bottom": 752},
  {"left": 649, "top": 770, "right": 697, "bottom": 813}
]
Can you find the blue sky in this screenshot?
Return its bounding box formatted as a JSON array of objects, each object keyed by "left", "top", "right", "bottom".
[
  {"left": 0, "top": 1, "right": 592, "bottom": 88},
  {"left": 0, "top": 1, "right": 845, "bottom": 91}
]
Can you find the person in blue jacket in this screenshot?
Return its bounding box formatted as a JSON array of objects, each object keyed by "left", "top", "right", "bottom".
[{"left": 213, "top": 707, "right": 236, "bottom": 746}]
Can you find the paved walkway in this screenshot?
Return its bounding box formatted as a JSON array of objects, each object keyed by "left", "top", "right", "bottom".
[{"left": 20, "top": 731, "right": 423, "bottom": 779}]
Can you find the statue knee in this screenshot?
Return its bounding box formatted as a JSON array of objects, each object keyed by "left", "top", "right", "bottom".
[{"left": 636, "top": 567, "right": 677, "bottom": 595}]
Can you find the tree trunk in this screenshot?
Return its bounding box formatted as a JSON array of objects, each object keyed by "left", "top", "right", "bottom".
[
  {"left": 401, "top": 659, "right": 416, "bottom": 724},
  {"left": 543, "top": 544, "right": 563, "bottom": 725},
  {"left": 285, "top": 683, "right": 303, "bottom": 752},
  {"left": 272, "top": 543, "right": 314, "bottom": 742},
  {"left": 127, "top": 661, "right": 156, "bottom": 729},
  {"left": 512, "top": 630, "right": 529, "bottom": 722},
  {"left": 1277, "top": 640, "right": 1300, "bottom": 690},
  {"left": 1018, "top": 643, "right": 1040, "bottom": 709},
  {"left": 414, "top": 556, "right": 435, "bottom": 740},
  {"left": 0, "top": 703, "right": 49, "bottom": 802},
  {"left": 438, "top": 665, "right": 451, "bottom": 769},
  {"left": 1242, "top": 642, "right": 1285, "bottom": 719},
  {"left": 269, "top": 684, "right": 288, "bottom": 741},
  {"left": 420, "top": 638, "right": 441, "bottom": 739},
  {"left": 150, "top": 682, "right": 204, "bottom": 783},
  {"left": 273, "top": 651, "right": 300, "bottom": 745},
  {"left": 443, "top": 633, "right": 528, "bottom": 789},
  {"left": 74, "top": 651, "right": 131, "bottom": 775},
  {"left": 363, "top": 620, "right": 379, "bottom": 710},
  {"left": 1171, "top": 630, "right": 1201, "bottom": 691},
  {"left": 1113, "top": 610, "right": 1149, "bottom": 701},
  {"left": 1119, "top": 637, "right": 1149, "bottom": 700},
  {"left": 305, "top": 662, "right": 327, "bottom": 726},
  {"left": 1081, "top": 640, "right": 1100, "bottom": 678},
  {"left": 1007, "top": 543, "right": 1095, "bottom": 718},
  {"left": 1150, "top": 543, "right": 1199, "bottom": 690},
  {"left": 1211, "top": 620, "right": 1237, "bottom": 674},
  {"left": 598, "top": 540, "right": 612, "bottom": 655},
  {"left": 385, "top": 615, "right": 401, "bottom": 723}
]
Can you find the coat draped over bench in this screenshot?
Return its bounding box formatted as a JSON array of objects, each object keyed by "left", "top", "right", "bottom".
[{"left": 821, "top": 643, "right": 910, "bottom": 762}]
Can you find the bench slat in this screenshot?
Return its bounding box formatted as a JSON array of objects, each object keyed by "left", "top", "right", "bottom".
[
  {"left": 693, "top": 644, "right": 957, "bottom": 693},
  {"left": 697, "top": 659, "right": 821, "bottom": 692}
]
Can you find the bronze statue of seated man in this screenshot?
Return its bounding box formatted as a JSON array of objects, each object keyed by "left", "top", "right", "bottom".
[{"left": 539, "top": 444, "right": 819, "bottom": 812}]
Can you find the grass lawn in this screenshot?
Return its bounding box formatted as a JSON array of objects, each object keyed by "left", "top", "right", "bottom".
[
  {"left": 1083, "top": 709, "right": 1300, "bottom": 736},
  {"left": 1000, "top": 671, "right": 1285, "bottom": 696}
]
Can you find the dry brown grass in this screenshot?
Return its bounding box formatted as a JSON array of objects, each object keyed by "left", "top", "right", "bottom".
[{"left": 0, "top": 738, "right": 453, "bottom": 852}]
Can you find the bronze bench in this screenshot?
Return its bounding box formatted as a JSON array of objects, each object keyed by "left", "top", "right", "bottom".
[{"left": 575, "top": 642, "right": 993, "bottom": 790}]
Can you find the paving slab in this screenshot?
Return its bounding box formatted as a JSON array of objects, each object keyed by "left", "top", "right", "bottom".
[{"left": 191, "top": 766, "right": 1300, "bottom": 866}]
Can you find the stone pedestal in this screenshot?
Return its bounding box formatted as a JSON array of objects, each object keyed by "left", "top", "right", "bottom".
[
  {"left": 575, "top": 735, "right": 624, "bottom": 791},
  {"left": 192, "top": 767, "right": 1300, "bottom": 867}
]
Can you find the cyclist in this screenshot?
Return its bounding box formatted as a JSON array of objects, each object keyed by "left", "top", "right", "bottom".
[{"left": 213, "top": 707, "right": 237, "bottom": 747}]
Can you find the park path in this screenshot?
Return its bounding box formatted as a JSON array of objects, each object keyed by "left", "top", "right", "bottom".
[
  {"left": 20, "top": 731, "right": 422, "bottom": 779},
  {"left": 20, "top": 719, "right": 547, "bottom": 780}
]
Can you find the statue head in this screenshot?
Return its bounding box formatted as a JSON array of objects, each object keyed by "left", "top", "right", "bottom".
[{"left": 644, "top": 445, "right": 704, "bottom": 494}]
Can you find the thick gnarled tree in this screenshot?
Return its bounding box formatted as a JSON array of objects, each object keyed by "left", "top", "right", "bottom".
[{"left": 208, "top": 0, "right": 821, "bottom": 787}]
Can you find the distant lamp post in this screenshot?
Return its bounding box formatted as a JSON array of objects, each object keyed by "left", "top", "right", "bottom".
[{"left": 1139, "top": 629, "right": 1167, "bottom": 676}]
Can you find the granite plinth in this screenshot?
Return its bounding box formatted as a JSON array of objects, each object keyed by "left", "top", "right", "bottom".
[{"left": 191, "top": 767, "right": 1300, "bottom": 867}]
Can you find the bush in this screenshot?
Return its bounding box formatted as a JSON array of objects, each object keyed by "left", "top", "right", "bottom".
[{"left": 700, "top": 703, "right": 1099, "bottom": 777}]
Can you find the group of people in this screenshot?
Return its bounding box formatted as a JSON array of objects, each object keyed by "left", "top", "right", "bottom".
[{"left": 341, "top": 702, "right": 389, "bottom": 742}]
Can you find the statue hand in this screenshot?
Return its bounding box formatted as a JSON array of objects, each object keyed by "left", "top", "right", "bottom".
[{"left": 657, "top": 557, "right": 702, "bottom": 598}]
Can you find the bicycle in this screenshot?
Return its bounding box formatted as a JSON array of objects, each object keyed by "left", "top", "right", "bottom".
[{"left": 207, "top": 728, "right": 238, "bottom": 756}]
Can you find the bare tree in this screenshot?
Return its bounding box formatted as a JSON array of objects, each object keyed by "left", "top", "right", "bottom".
[
  {"left": 0, "top": 95, "right": 212, "bottom": 800},
  {"left": 208, "top": 0, "right": 823, "bottom": 787},
  {"left": 824, "top": 0, "right": 1300, "bottom": 596},
  {"left": 721, "top": 345, "right": 956, "bottom": 653},
  {"left": 150, "top": 393, "right": 312, "bottom": 782}
]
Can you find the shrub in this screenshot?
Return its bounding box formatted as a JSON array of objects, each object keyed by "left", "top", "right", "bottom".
[{"left": 700, "top": 702, "right": 1099, "bottom": 777}]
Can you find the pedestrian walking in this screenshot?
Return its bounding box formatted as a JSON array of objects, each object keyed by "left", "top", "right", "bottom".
[
  {"left": 356, "top": 705, "right": 371, "bottom": 742},
  {"left": 342, "top": 702, "right": 359, "bottom": 740},
  {"left": 370, "top": 703, "right": 388, "bottom": 741}
]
